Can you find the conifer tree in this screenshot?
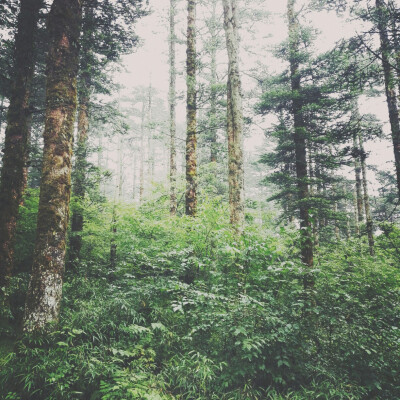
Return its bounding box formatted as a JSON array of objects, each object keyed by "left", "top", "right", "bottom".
[
  {"left": 0, "top": 0, "right": 43, "bottom": 299},
  {"left": 186, "top": 0, "right": 197, "bottom": 216},
  {"left": 287, "top": 0, "right": 313, "bottom": 276},
  {"left": 23, "top": 0, "right": 82, "bottom": 332}
]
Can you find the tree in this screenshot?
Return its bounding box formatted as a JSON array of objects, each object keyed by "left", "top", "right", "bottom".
[
  {"left": 287, "top": 0, "right": 313, "bottom": 277},
  {"left": 23, "top": 0, "right": 82, "bottom": 332},
  {"left": 0, "top": 0, "right": 43, "bottom": 300},
  {"left": 186, "top": 0, "right": 197, "bottom": 216},
  {"left": 169, "top": 0, "right": 177, "bottom": 215},
  {"left": 222, "top": 0, "right": 245, "bottom": 231},
  {"left": 375, "top": 0, "right": 400, "bottom": 200}
]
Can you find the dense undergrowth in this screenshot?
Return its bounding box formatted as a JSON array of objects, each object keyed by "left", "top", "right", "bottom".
[{"left": 1, "top": 191, "right": 400, "bottom": 399}]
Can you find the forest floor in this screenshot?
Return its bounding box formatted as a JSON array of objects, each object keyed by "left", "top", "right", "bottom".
[{"left": 0, "top": 196, "right": 399, "bottom": 399}]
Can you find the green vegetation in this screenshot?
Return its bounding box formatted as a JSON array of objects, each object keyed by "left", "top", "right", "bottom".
[{"left": 1, "top": 191, "right": 399, "bottom": 399}]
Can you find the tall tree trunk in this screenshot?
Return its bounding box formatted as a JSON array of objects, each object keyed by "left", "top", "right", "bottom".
[
  {"left": 376, "top": 0, "right": 400, "bottom": 199},
  {"left": 287, "top": 0, "right": 313, "bottom": 282},
  {"left": 0, "top": 96, "right": 4, "bottom": 133},
  {"left": 68, "top": 74, "right": 90, "bottom": 268},
  {"left": 169, "top": 0, "right": 177, "bottom": 215},
  {"left": 389, "top": 0, "right": 400, "bottom": 99},
  {"left": 209, "top": 1, "right": 218, "bottom": 163},
  {"left": 139, "top": 100, "right": 145, "bottom": 203},
  {"left": 353, "top": 186, "right": 360, "bottom": 236},
  {"left": 353, "top": 131, "right": 364, "bottom": 224},
  {"left": 147, "top": 83, "right": 154, "bottom": 183},
  {"left": 185, "top": 0, "right": 197, "bottom": 216},
  {"left": 0, "top": 0, "right": 42, "bottom": 298},
  {"left": 23, "top": 0, "right": 82, "bottom": 332},
  {"left": 351, "top": 102, "right": 364, "bottom": 225},
  {"left": 223, "top": 0, "right": 245, "bottom": 231},
  {"left": 308, "top": 145, "right": 319, "bottom": 247},
  {"left": 333, "top": 186, "right": 340, "bottom": 241},
  {"left": 110, "top": 135, "right": 123, "bottom": 273},
  {"left": 132, "top": 149, "right": 137, "bottom": 201},
  {"left": 358, "top": 131, "right": 375, "bottom": 255}
]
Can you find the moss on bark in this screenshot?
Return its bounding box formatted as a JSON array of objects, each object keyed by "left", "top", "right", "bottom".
[{"left": 23, "top": 0, "right": 82, "bottom": 332}]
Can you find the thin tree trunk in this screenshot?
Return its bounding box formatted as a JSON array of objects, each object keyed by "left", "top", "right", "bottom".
[
  {"left": 389, "top": 0, "right": 400, "bottom": 100},
  {"left": 139, "top": 100, "right": 145, "bottom": 203},
  {"left": 186, "top": 0, "right": 197, "bottom": 216},
  {"left": 23, "top": 0, "right": 82, "bottom": 332},
  {"left": 223, "top": 0, "right": 245, "bottom": 231},
  {"left": 308, "top": 145, "right": 319, "bottom": 247},
  {"left": 169, "top": 0, "right": 177, "bottom": 215},
  {"left": 110, "top": 135, "right": 123, "bottom": 273},
  {"left": 353, "top": 186, "right": 360, "bottom": 236},
  {"left": 358, "top": 131, "right": 375, "bottom": 255},
  {"left": 147, "top": 83, "right": 154, "bottom": 183},
  {"left": 68, "top": 74, "right": 90, "bottom": 268},
  {"left": 132, "top": 149, "right": 137, "bottom": 201},
  {"left": 287, "top": 0, "right": 313, "bottom": 283},
  {"left": 352, "top": 103, "right": 364, "bottom": 224},
  {"left": 0, "top": 95, "right": 4, "bottom": 134},
  {"left": 0, "top": 0, "right": 42, "bottom": 298},
  {"left": 376, "top": 0, "right": 400, "bottom": 199},
  {"left": 334, "top": 196, "right": 340, "bottom": 241},
  {"left": 210, "top": 1, "right": 218, "bottom": 163}
]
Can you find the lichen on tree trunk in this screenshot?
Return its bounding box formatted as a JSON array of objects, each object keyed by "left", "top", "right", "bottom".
[
  {"left": 185, "top": 0, "right": 197, "bottom": 217},
  {"left": 0, "top": 0, "right": 42, "bottom": 299},
  {"left": 223, "top": 0, "right": 245, "bottom": 232},
  {"left": 169, "top": 0, "right": 177, "bottom": 215},
  {"left": 23, "top": 0, "right": 82, "bottom": 332}
]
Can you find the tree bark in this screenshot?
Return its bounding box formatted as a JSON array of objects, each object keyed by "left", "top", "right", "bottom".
[
  {"left": 358, "top": 131, "right": 375, "bottom": 255},
  {"left": 209, "top": 1, "right": 219, "bottom": 163},
  {"left": 376, "top": 0, "right": 400, "bottom": 199},
  {"left": 287, "top": 0, "right": 314, "bottom": 282},
  {"left": 0, "top": 0, "right": 42, "bottom": 297},
  {"left": 353, "top": 186, "right": 360, "bottom": 236},
  {"left": 185, "top": 0, "right": 197, "bottom": 216},
  {"left": 223, "top": 0, "right": 245, "bottom": 231},
  {"left": 23, "top": 0, "right": 82, "bottom": 332},
  {"left": 169, "top": 0, "right": 177, "bottom": 215},
  {"left": 353, "top": 130, "right": 364, "bottom": 225}
]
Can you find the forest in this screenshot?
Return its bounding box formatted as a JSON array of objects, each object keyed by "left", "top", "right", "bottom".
[{"left": 0, "top": 0, "right": 399, "bottom": 398}]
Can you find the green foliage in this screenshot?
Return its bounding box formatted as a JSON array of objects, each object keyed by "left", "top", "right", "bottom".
[{"left": 1, "top": 192, "right": 400, "bottom": 399}]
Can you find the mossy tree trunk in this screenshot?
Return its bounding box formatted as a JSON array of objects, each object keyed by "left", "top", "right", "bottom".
[
  {"left": 0, "top": 0, "right": 42, "bottom": 298},
  {"left": 223, "top": 0, "right": 245, "bottom": 231},
  {"left": 287, "top": 0, "right": 314, "bottom": 284},
  {"left": 185, "top": 0, "right": 197, "bottom": 217},
  {"left": 23, "top": 0, "right": 82, "bottom": 332},
  {"left": 169, "top": 0, "right": 177, "bottom": 215},
  {"left": 376, "top": 0, "right": 400, "bottom": 200}
]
